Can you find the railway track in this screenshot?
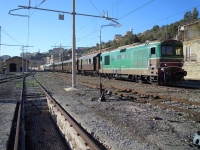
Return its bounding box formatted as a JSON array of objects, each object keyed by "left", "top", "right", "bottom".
[
  {"left": 0, "top": 74, "right": 27, "bottom": 84},
  {"left": 45, "top": 72, "right": 200, "bottom": 122},
  {"left": 80, "top": 78, "right": 200, "bottom": 122},
  {"left": 9, "top": 74, "right": 105, "bottom": 150}
]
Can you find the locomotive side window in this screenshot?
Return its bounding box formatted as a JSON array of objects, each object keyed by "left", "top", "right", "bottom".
[
  {"left": 104, "top": 55, "right": 110, "bottom": 65},
  {"left": 151, "top": 47, "right": 156, "bottom": 55},
  {"left": 126, "top": 53, "right": 130, "bottom": 58},
  {"left": 117, "top": 55, "right": 121, "bottom": 60},
  {"left": 175, "top": 47, "right": 183, "bottom": 55},
  {"left": 121, "top": 54, "right": 125, "bottom": 59},
  {"left": 162, "top": 46, "right": 173, "bottom": 55},
  {"left": 111, "top": 56, "right": 114, "bottom": 60}
]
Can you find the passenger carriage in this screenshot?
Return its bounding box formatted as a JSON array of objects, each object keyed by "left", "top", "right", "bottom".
[{"left": 78, "top": 53, "right": 101, "bottom": 75}]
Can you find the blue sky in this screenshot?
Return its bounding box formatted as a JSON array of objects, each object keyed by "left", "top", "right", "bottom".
[{"left": 0, "top": 0, "right": 200, "bottom": 57}]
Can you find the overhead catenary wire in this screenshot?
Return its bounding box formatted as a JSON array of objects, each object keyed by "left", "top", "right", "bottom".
[
  {"left": 88, "top": 0, "right": 103, "bottom": 16},
  {"left": 1, "top": 28, "right": 23, "bottom": 45},
  {"left": 76, "top": 0, "right": 155, "bottom": 45},
  {"left": 119, "top": 0, "right": 155, "bottom": 20},
  {"left": 77, "top": 3, "right": 200, "bottom": 46},
  {"left": 133, "top": 4, "right": 200, "bottom": 33},
  {"left": 30, "top": 0, "right": 46, "bottom": 17}
]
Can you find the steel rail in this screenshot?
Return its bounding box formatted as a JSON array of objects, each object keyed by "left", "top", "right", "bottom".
[
  {"left": 34, "top": 77, "right": 101, "bottom": 150},
  {"left": 14, "top": 76, "right": 25, "bottom": 150},
  {"left": 0, "top": 73, "right": 33, "bottom": 84}
]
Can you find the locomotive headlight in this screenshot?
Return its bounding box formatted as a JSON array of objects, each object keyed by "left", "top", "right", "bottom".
[
  {"left": 179, "top": 63, "right": 183, "bottom": 67},
  {"left": 164, "top": 63, "right": 168, "bottom": 67}
]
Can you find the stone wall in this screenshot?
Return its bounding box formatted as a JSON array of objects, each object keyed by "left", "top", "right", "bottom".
[{"left": 183, "top": 62, "right": 200, "bottom": 80}]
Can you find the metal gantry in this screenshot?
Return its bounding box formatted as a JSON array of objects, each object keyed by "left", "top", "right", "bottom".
[{"left": 9, "top": 0, "right": 121, "bottom": 89}]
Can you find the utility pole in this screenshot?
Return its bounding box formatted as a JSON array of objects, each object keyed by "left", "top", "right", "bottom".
[
  {"left": 12, "top": 2, "right": 121, "bottom": 90},
  {"left": 21, "top": 46, "right": 24, "bottom": 73},
  {"left": 0, "top": 26, "right": 1, "bottom": 57},
  {"left": 72, "top": 0, "right": 76, "bottom": 88}
]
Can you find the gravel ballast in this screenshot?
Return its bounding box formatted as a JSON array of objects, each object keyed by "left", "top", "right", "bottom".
[
  {"left": 35, "top": 72, "right": 200, "bottom": 150},
  {"left": 0, "top": 78, "right": 21, "bottom": 150}
]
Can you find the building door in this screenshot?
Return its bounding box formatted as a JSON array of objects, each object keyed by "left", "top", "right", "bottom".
[{"left": 10, "top": 63, "right": 17, "bottom": 72}]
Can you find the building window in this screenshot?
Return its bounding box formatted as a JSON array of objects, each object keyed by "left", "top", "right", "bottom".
[{"left": 185, "top": 47, "right": 197, "bottom": 62}]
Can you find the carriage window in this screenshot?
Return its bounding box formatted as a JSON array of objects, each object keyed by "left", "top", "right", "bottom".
[
  {"left": 104, "top": 55, "right": 110, "bottom": 65},
  {"left": 88, "top": 59, "right": 91, "bottom": 64},
  {"left": 151, "top": 47, "right": 155, "bottom": 55},
  {"left": 162, "top": 46, "right": 173, "bottom": 55},
  {"left": 175, "top": 47, "right": 183, "bottom": 55},
  {"left": 111, "top": 56, "right": 114, "bottom": 60}
]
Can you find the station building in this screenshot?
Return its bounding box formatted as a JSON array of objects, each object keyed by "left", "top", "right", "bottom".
[
  {"left": 5, "top": 56, "right": 29, "bottom": 73},
  {"left": 176, "top": 19, "right": 200, "bottom": 80}
]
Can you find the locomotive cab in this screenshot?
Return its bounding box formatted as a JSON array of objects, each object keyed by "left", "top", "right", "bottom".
[{"left": 157, "top": 40, "right": 187, "bottom": 84}]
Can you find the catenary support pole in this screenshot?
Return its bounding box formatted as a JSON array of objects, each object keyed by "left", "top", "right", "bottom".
[{"left": 72, "top": 0, "right": 76, "bottom": 88}]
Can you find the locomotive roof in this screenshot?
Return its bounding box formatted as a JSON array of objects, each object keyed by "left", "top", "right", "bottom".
[
  {"left": 101, "top": 40, "right": 161, "bottom": 54},
  {"left": 101, "top": 40, "right": 181, "bottom": 55},
  {"left": 79, "top": 53, "right": 100, "bottom": 59}
]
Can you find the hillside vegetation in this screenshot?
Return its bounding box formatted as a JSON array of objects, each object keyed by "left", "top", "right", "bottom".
[{"left": 85, "top": 7, "right": 199, "bottom": 53}]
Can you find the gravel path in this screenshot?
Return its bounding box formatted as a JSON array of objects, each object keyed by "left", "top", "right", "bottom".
[{"left": 35, "top": 72, "right": 200, "bottom": 150}]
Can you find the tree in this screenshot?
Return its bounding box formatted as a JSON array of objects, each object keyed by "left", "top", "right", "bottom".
[
  {"left": 192, "top": 7, "right": 199, "bottom": 19},
  {"left": 184, "top": 11, "right": 192, "bottom": 21},
  {"left": 152, "top": 25, "right": 159, "bottom": 32}
]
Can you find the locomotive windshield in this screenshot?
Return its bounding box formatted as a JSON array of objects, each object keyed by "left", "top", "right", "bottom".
[
  {"left": 161, "top": 46, "right": 173, "bottom": 55},
  {"left": 175, "top": 47, "right": 183, "bottom": 55},
  {"left": 161, "top": 46, "right": 183, "bottom": 56}
]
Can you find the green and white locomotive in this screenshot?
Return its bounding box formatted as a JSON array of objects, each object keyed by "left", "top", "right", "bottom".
[{"left": 100, "top": 40, "right": 187, "bottom": 84}]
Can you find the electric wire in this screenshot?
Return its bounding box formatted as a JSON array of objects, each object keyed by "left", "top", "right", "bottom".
[
  {"left": 27, "top": 9, "right": 30, "bottom": 54},
  {"left": 77, "top": 0, "right": 155, "bottom": 45},
  {"left": 59, "top": 18, "right": 97, "bottom": 44},
  {"left": 78, "top": 3, "right": 200, "bottom": 46},
  {"left": 88, "top": 0, "right": 102, "bottom": 16},
  {"left": 30, "top": 0, "right": 46, "bottom": 17},
  {"left": 134, "top": 4, "right": 200, "bottom": 33},
  {"left": 1, "top": 28, "right": 23, "bottom": 45},
  {"left": 119, "top": 0, "right": 155, "bottom": 20}
]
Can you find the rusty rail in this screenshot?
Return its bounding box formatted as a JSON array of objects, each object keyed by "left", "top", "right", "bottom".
[
  {"left": 0, "top": 74, "right": 25, "bottom": 84},
  {"left": 14, "top": 76, "right": 25, "bottom": 150},
  {"left": 34, "top": 77, "right": 102, "bottom": 150}
]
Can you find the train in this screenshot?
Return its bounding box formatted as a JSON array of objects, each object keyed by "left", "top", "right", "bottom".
[{"left": 44, "top": 40, "right": 187, "bottom": 84}]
